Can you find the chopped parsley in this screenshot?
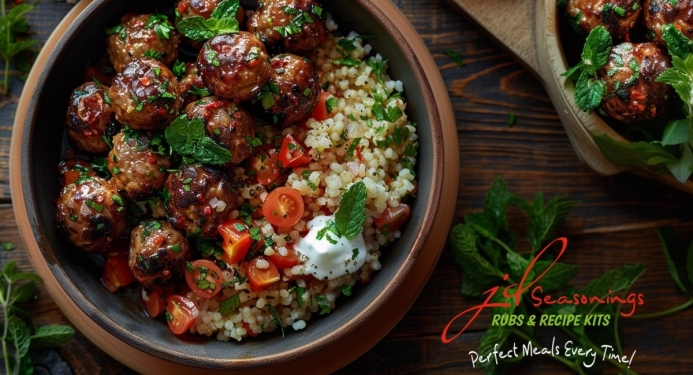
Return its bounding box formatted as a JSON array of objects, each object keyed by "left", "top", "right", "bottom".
[
  {"left": 219, "top": 294, "right": 241, "bottom": 316},
  {"left": 170, "top": 244, "right": 182, "bottom": 253},
  {"left": 145, "top": 12, "right": 174, "bottom": 40},
  {"left": 84, "top": 200, "right": 103, "bottom": 213},
  {"left": 325, "top": 97, "right": 339, "bottom": 113},
  {"left": 316, "top": 294, "right": 331, "bottom": 315}
]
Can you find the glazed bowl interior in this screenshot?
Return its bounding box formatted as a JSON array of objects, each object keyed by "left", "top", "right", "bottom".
[{"left": 20, "top": 0, "right": 441, "bottom": 369}]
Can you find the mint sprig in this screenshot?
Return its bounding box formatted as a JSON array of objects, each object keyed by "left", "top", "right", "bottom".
[
  {"left": 176, "top": 0, "right": 240, "bottom": 42},
  {"left": 164, "top": 115, "right": 232, "bottom": 165},
  {"left": 448, "top": 178, "right": 647, "bottom": 374},
  {"left": 563, "top": 25, "right": 612, "bottom": 112},
  {"left": 1, "top": 260, "right": 74, "bottom": 375},
  {"left": 335, "top": 181, "right": 367, "bottom": 240}
]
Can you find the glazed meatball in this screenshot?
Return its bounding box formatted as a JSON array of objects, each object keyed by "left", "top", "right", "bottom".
[
  {"left": 178, "top": 62, "right": 210, "bottom": 107},
  {"left": 66, "top": 82, "right": 120, "bottom": 154},
  {"left": 165, "top": 165, "right": 239, "bottom": 237},
  {"left": 259, "top": 54, "right": 320, "bottom": 126},
  {"left": 197, "top": 32, "right": 271, "bottom": 101},
  {"left": 109, "top": 58, "right": 184, "bottom": 131},
  {"left": 598, "top": 42, "right": 671, "bottom": 122},
  {"left": 176, "top": 0, "right": 244, "bottom": 25},
  {"left": 247, "top": 0, "right": 327, "bottom": 54},
  {"left": 106, "top": 13, "right": 180, "bottom": 73},
  {"left": 107, "top": 131, "right": 172, "bottom": 201},
  {"left": 129, "top": 220, "right": 190, "bottom": 288},
  {"left": 644, "top": 0, "right": 693, "bottom": 46},
  {"left": 56, "top": 177, "right": 128, "bottom": 253},
  {"left": 185, "top": 97, "right": 256, "bottom": 165},
  {"left": 567, "top": 0, "right": 641, "bottom": 39}
]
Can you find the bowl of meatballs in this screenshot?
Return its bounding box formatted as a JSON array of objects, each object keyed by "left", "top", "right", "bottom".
[
  {"left": 527, "top": 0, "right": 693, "bottom": 193},
  {"left": 10, "top": 0, "right": 456, "bottom": 372}
]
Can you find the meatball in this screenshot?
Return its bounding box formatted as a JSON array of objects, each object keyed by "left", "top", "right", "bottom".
[
  {"left": 65, "top": 82, "right": 120, "bottom": 154},
  {"left": 109, "top": 58, "right": 183, "bottom": 131},
  {"left": 129, "top": 220, "right": 190, "bottom": 288},
  {"left": 644, "top": 0, "right": 693, "bottom": 46},
  {"left": 178, "top": 62, "right": 210, "bottom": 107},
  {"left": 185, "top": 97, "right": 256, "bottom": 165},
  {"left": 247, "top": 0, "right": 327, "bottom": 54},
  {"left": 259, "top": 54, "right": 320, "bottom": 126},
  {"left": 567, "top": 0, "right": 641, "bottom": 39},
  {"left": 56, "top": 177, "right": 128, "bottom": 253},
  {"left": 107, "top": 131, "right": 172, "bottom": 200},
  {"left": 197, "top": 32, "right": 271, "bottom": 101},
  {"left": 598, "top": 42, "right": 671, "bottom": 122},
  {"left": 176, "top": 0, "right": 244, "bottom": 25},
  {"left": 106, "top": 13, "right": 180, "bottom": 73},
  {"left": 165, "top": 165, "right": 239, "bottom": 237}
]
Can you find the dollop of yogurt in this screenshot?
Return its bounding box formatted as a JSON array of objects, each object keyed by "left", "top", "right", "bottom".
[{"left": 294, "top": 215, "right": 367, "bottom": 280}]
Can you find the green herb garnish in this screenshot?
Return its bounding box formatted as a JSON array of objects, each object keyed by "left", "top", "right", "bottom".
[
  {"left": 176, "top": 0, "right": 240, "bottom": 41},
  {"left": 165, "top": 115, "right": 232, "bottom": 165}
]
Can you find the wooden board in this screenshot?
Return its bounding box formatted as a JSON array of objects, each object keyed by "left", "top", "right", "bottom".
[{"left": 444, "top": 0, "right": 540, "bottom": 77}]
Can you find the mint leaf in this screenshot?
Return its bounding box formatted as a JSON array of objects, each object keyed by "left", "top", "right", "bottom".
[
  {"left": 578, "top": 263, "right": 646, "bottom": 315},
  {"left": 593, "top": 133, "right": 677, "bottom": 167},
  {"left": 510, "top": 193, "right": 574, "bottom": 254},
  {"left": 219, "top": 294, "right": 240, "bottom": 316},
  {"left": 575, "top": 71, "right": 605, "bottom": 112},
  {"left": 507, "top": 251, "right": 532, "bottom": 281},
  {"left": 177, "top": 16, "right": 215, "bottom": 41},
  {"left": 30, "top": 325, "right": 75, "bottom": 349},
  {"left": 532, "top": 261, "right": 579, "bottom": 292},
  {"left": 665, "top": 142, "right": 693, "bottom": 183},
  {"left": 165, "top": 115, "right": 232, "bottom": 165},
  {"left": 8, "top": 316, "right": 31, "bottom": 358},
  {"left": 581, "top": 25, "right": 612, "bottom": 76},
  {"left": 657, "top": 226, "right": 693, "bottom": 295},
  {"left": 9, "top": 281, "right": 36, "bottom": 305},
  {"left": 662, "top": 24, "right": 693, "bottom": 58},
  {"left": 483, "top": 177, "right": 513, "bottom": 235},
  {"left": 211, "top": 0, "right": 240, "bottom": 20},
  {"left": 661, "top": 119, "right": 690, "bottom": 146},
  {"left": 177, "top": 0, "right": 240, "bottom": 41},
  {"left": 657, "top": 54, "right": 693, "bottom": 107},
  {"left": 211, "top": 17, "right": 239, "bottom": 35},
  {"left": 476, "top": 293, "right": 516, "bottom": 369},
  {"left": 449, "top": 224, "right": 503, "bottom": 298},
  {"left": 335, "top": 181, "right": 367, "bottom": 239}
]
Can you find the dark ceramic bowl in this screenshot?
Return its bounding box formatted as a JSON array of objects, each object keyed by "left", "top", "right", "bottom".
[{"left": 11, "top": 0, "right": 455, "bottom": 372}]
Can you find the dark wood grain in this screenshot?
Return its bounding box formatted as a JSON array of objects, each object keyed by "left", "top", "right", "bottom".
[{"left": 2, "top": 0, "right": 693, "bottom": 374}]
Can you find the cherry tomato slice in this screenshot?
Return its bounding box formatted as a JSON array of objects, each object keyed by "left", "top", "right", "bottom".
[
  {"left": 374, "top": 204, "right": 411, "bottom": 233},
  {"left": 102, "top": 254, "right": 135, "bottom": 293},
  {"left": 278, "top": 134, "right": 312, "bottom": 168},
  {"left": 142, "top": 287, "right": 167, "bottom": 318},
  {"left": 184, "top": 259, "right": 225, "bottom": 299},
  {"left": 219, "top": 220, "right": 255, "bottom": 264},
  {"left": 243, "top": 322, "right": 257, "bottom": 337},
  {"left": 247, "top": 257, "right": 280, "bottom": 292},
  {"left": 166, "top": 295, "right": 199, "bottom": 335},
  {"left": 58, "top": 159, "right": 94, "bottom": 187},
  {"left": 311, "top": 91, "right": 331, "bottom": 121},
  {"left": 250, "top": 149, "right": 280, "bottom": 185},
  {"left": 267, "top": 245, "right": 301, "bottom": 270},
  {"left": 262, "top": 187, "right": 305, "bottom": 227}
]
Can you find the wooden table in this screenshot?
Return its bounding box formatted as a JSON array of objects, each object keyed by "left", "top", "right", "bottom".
[{"left": 2, "top": 0, "right": 693, "bottom": 374}]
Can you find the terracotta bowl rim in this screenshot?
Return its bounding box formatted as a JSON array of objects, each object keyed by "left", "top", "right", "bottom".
[{"left": 11, "top": 0, "right": 449, "bottom": 369}]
